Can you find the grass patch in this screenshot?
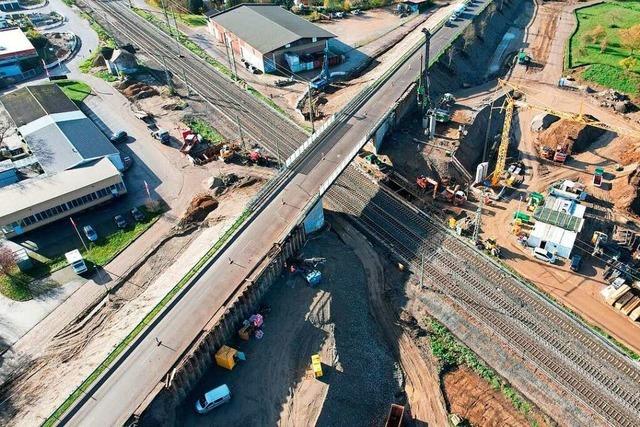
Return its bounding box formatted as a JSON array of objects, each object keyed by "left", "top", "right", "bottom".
[
  {"left": 0, "top": 272, "right": 34, "bottom": 301},
  {"left": 44, "top": 209, "right": 252, "bottom": 426},
  {"left": 569, "top": 1, "right": 640, "bottom": 94},
  {"left": 177, "top": 13, "right": 207, "bottom": 27},
  {"left": 56, "top": 80, "right": 92, "bottom": 103},
  {"left": 184, "top": 117, "right": 224, "bottom": 144},
  {"left": 83, "top": 208, "right": 161, "bottom": 266},
  {"left": 426, "top": 318, "right": 534, "bottom": 417},
  {"left": 582, "top": 63, "right": 640, "bottom": 95}
]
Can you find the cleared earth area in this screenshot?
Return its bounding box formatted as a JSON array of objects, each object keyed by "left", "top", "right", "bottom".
[{"left": 172, "top": 229, "right": 401, "bottom": 426}]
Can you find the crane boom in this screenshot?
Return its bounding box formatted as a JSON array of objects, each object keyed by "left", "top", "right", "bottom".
[
  {"left": 498, "top": 79, "right": 639, "bottom": 138},
  {"left": 491, "top": 99, "right": 513, "bottom": 186}
]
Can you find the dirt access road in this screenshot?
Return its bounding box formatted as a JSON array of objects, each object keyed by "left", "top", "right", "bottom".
[{"left": 172, "top": 228, "right": 400, "bottom": 427}]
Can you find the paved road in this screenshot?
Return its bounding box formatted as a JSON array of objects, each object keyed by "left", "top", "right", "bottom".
[{"left": 59, "top": 1, "right": 496, "bottom": 424}]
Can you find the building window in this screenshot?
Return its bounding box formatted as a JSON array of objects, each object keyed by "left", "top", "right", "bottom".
[
  {"left": 24, "top": 216, "right": 33, "bottom": 226},
  {"left": 312, "top": 37, "right": 317, "bottom": 43},
  {"left": 35, "top": 213, "right": 42, "bottom": 221},
  {"left": 61, "top": 203, "right": 68, "bottom": 211}
]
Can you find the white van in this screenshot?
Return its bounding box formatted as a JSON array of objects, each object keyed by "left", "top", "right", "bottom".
[
  {"left": 195, "top": 384, "right": 231, "bottom": 414},
  {"left": 532, "top": 247, "right": 556, "bottom": 264},
  {"left": 65, "top": 249, "right": 88, "bottom": 274}
]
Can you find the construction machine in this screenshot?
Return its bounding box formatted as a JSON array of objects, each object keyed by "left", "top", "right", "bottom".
[
  {"left": 516, "top": 51, "right": 531, "bottom": 66},
  {"left": 219, "top": 144, "right": 235, "bottom": 162}
]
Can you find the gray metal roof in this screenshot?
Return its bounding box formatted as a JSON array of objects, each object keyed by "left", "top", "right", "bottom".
[
  {"left": 1, "top": 84, "right": 77, "bottom": 127},
  {"left": 24, "top": 117, "right": 119, "bottom": 174},
  {"left": 25, "top": 122, "right": 82, "bottom": 173},
  {"left": 57, "top": 118, "right": 119, "bottom": 160},
  {"left": 211, "top": 5, "right": 335, "bottom": 54}
]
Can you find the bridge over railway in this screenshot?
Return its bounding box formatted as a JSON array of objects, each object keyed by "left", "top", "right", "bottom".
[{"left": 49, "top": 0, "right": 640, "bottom": 425}]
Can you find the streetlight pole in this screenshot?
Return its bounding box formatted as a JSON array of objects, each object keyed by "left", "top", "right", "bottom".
[{"left": 307, "top": 82, "right": 315, "bottom": 133}]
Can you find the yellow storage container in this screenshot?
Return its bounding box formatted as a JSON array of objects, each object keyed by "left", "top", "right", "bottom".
[
  {"left": 215, "top": 345, "right": 237, "bottom": 370},
  {"left": 311, "top": 354, "right": 323, "bottom": 378}
]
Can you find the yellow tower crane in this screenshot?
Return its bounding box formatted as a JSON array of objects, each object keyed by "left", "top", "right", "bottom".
[{"left": 490, "top": 79, "right": 639, "bottom": 187}]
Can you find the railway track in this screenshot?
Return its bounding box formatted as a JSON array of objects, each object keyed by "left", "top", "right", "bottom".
[
  {"left": 79, "top": 1, "right": 640, "bottom": 424},
  {"left": 90, "top": 0, "right": 306, "bottom": 155},
  {"left": 327, "top": 167, "right": 640, "bottom": 426}
]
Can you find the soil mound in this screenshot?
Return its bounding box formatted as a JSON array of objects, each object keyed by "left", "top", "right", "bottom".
[
  {"left": 119, "top": 82, "right": 159, "bottom": 100},
  {"left": 536, "top": 118, "right": 605, "bottom": 153},
  {"left": 179, "top": 194, "right": 219, "bottom": 227},
  {"left": 612, "top": 167, "right": 640, "bottom": 214}
]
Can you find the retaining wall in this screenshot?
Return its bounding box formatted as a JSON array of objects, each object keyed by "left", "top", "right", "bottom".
[{"left": 136, "top": 225, "right": 307, "bottom": 425}]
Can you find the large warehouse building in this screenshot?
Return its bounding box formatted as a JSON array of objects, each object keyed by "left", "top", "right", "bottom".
[
  {"left": 0, "top": 84, "right": 126, "bottom": 237},
  {"left": 208, "top": 4, "right": 335, "bottom": 73}
]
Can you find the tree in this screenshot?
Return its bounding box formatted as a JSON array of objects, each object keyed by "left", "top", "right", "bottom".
[
  {"left": 187, "top": 0, "right": 203, "bottom": 13},
  {"left": 619, "top": 24, "right": 640, "bottom": 56},
  {"left": 619, "top": 56, "right": 639, "bottom": 72},
  {"left": 0, "top": 247, "right": 17, "bottom": 277},
  {"left": 26, "top": 28, "right": 47, "bottom": 50}
]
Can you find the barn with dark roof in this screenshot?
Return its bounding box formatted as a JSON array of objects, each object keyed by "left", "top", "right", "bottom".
[{"left": 208, "top": 4, "right": 335, "bottom": 73}]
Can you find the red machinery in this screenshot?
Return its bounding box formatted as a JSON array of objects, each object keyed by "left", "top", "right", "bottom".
[
  {"left": 180, "top": 129, "right": 201, "bottom": 154},
  {"left": 416, "top": 175, "right": 439, "bottom": 197}
]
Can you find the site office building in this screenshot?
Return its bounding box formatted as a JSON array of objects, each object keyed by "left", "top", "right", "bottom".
[{"left": 208, "top": 4, "right": 335, "bottom": 73}]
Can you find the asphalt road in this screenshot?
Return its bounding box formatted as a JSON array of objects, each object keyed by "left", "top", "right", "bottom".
[{"left": 60, "top": 1, "right": 495, "bottom": 424}]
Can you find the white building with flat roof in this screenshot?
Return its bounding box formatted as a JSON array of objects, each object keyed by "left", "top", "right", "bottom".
[
  {"left": 0, "top": 28, "right": 38, "bottom": 79},
  {"left": 0, "top": 84, "right": 127, "bottom": 237}
]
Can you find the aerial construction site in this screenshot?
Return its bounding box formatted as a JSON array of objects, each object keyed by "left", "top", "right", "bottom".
[{"left": 1, "top": 0, "right": 640, "bottom": 426}]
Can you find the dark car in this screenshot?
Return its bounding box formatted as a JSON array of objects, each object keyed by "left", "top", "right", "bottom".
[
  {"left": 570, "top": 254, "right": 582, "bottom": 272},
  {"left": 131, "top": 207, "right": 145, "bottom": 222},
  {"left": 110, "top": 130, "right": 128, "bottom": 144},
  {"left": 114, "top": 214, "right": 128, "bottom": 229}
]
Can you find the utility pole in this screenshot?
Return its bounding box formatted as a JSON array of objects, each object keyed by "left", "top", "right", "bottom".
[
  {"left": 482, "top": 99, "right": 495, "bottom": 163},
  {"left": 228, "top": 39, "right": 238, "bottom": 79},
  {"left": 182, "top": 67, "right": 192, "bottom": 95},
  {"left": 307, "top": 82, "right": 315, "bottom": 133},
  {"left": 159, "top": 0, "right": 172, "bottom": 35},
  {"left": 235, "top": 113, "right": 245, "bottom": 150},
  {"left": 421, "top": 28, "right": 432, "bottom": 111},
  {"left": 161, "top": 55, "right": 174, "bottom": 94},
  {"left": 420, "top": 250, "right": 425, "bottom": 288},
  {"left": 223, "top": 33, "right": 235, "bottom": 79},
  {"left": 473, "top": 189, "right": 485, "bottom": 243}
]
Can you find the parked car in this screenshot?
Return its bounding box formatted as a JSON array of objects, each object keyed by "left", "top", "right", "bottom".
[
  {"left": 131, "top": 207, "right": 145, "bottom": 222},
  {"left": 195, "top": 384, "right": 231, "bottom": 414},
  {"left": 110, "top": 130, "right": 128, "bottom": 144},
  {"left": 570, "top": 254, "right": 582, "bottom": 272},
  {"left": 114, "top": 214, "right": 128, "bottom": 229},
  {"left": 83, "top": 225, "right": 98, "bottom": 242},
  {"left": 532, "top": 247, "right": 556, "bottom": 264},
  {"left": 122, "top": 155, "right": 133, "bottom": 171}
]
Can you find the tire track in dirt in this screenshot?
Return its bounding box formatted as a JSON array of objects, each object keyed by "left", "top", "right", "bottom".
[{"left": 331, "top": 215, "right": 449, "bottom": 427}]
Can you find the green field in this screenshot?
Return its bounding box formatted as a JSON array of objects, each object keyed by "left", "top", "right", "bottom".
[
  {"left": 56, "top": 80, "right": 92, "bottom": 103},
  {"left": 569, "top": 1, "right": 640, "bottom": 95}
]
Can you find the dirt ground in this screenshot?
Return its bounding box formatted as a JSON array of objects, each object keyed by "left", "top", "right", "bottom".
[
  {"left": 443, "top": 367, "right": 531, "bottom": 427},
  {"left": 174, "top": 228, "right": 401, "bottom": 426},
  {"left": 316, "top": 7, "right": 408, "bottom": 47}
]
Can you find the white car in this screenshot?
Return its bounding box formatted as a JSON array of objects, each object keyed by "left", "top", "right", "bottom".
[
  {"left": 532, "top": 247, "right": 556, "bottom": 264},
  {"left": 195, "top": 384, "right": 231, "bottom": 414},
  {"left": 83, "top": 225, "right": 98, "bottom": 242}
]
